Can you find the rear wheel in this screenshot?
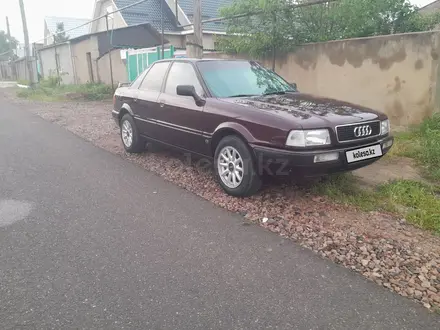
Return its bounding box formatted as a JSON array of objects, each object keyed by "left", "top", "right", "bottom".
[
  {"left": 214, "top": 136, "right": 261, "bottom": 197},
  {"left": 120, "top": 114, "right": 144, "bottom": 153}
]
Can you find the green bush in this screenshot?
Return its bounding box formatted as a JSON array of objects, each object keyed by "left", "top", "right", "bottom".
[
  {"left": 74, "top": 83, "right": 113, "bottom": 100},
  {"left": 418, "top": 114, "right": 440, "bottom": 180},
  {"left": 16, "top": 82, "right": 113, "bottom": 102},
  {"left": 390, "top": 114, "right": 440, "bottom": 181},
  {"left": 40, "top": 75, "right": 62, "bottom": 88}
]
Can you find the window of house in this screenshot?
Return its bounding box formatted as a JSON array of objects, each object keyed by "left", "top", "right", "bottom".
[
  {"left": 139, "top": 62, "right": 170, "bottom": 92},
  {"left": 164, "top": 62, "right": 203, "bottom": 96}
]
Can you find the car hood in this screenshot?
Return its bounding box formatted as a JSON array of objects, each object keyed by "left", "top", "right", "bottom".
[{"left": 222, "top": 93, "right": 382, "bottom": 129}]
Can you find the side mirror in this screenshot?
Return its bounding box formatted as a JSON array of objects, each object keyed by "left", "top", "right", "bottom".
[
  {"left": 290, "top": 82, "right": 298, "bottom": 91},
  {"left": 176, "top": 85, "right": 206, "bottom": 106}
]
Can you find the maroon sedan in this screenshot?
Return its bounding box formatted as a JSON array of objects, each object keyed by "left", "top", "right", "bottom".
[{"left": 112, "top": 59, "right": 393, "bottom": 196}]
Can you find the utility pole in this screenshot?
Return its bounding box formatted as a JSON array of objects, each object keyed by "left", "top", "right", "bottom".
[
  {"left": 193, "top": 0, "right": 203, "bottom": 58},
  {"left": 105, "top": 14, "right": 114, "bottom": 90},
  {"left": 186, "top": 0, "right": 202, "bottom": 58},
  {"left": 18, "top": 0, "right": 34, "bottom": 83},
  {"left": 175, "top": 0, "right": 178, "bottom": 25},
  {"left": 6, "top": 16, "right": 11, "bottom": 41},
  {"left": 160, "top": 0, "right": 164, "bottom": 58},
  {"left": 6, "top": 16, "right": 12, "bottom": 57}
]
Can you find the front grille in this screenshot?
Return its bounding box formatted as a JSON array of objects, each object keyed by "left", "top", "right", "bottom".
[{"left": 336, "top": 121, "right": 381, "bottom": 142}]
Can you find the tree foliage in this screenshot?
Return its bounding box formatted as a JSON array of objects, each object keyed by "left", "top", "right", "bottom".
[
  {"left": 0, "top": 30, "right": 18, "bottom": 59},
  {"left": 53, "top": 22, "right": 69, "bottom": 44},
  {"left": 218, "top": 0, "right": 440, "bottom": 57}
]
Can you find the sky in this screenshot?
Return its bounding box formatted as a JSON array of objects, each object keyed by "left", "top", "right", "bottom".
[{"left": 0, "top": 0, "right": 436, "bottom": 44}]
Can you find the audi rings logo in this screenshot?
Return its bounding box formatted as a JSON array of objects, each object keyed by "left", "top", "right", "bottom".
[{"left": 353, "top": 125, "right": 372, "bottom": 138}]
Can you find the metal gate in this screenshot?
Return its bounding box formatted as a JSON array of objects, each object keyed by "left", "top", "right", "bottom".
[{"left": 126, "top": 46, "right": 175, "bottom": 82}]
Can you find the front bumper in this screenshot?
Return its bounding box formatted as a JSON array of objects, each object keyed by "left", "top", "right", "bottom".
[{"left": 251, "top": 136, "right": 394, "bottom": 177}]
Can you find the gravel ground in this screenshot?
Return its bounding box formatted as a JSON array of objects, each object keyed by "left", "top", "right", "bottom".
[{"left": 3, "top": 89, "right": 440, "bottom": 311}]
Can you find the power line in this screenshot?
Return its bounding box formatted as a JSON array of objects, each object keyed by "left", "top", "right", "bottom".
[{"left": 180, "top": 0, "right": 339, "bottom": 28}]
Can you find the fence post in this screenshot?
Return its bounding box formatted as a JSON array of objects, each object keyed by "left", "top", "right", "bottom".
[{"left": 126, "top": 51, "right": 130, "bottom": 81}]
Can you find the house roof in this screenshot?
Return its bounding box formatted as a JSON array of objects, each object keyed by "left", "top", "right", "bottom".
[
  {"left": 39, "top": 23, "right": 166, "bottom": 57},
  {"left": 44, "top": 16, "right": 90, "bottom": 39},
  {"left": 418, "top": 0, "right": 440, "bottom": 13},
  {"left": 178, "top": 0, "right": 233, "bottom": 32},
  {"left": 114, "top": 0, "right": 180, "bottom": 32},
  {"left": 113, "top": 0, "right": 232, "bottom": 32}
]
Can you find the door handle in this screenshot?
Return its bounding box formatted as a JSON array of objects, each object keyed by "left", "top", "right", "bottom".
[
  {"left": 133, "top": 98, "right": 138, "bottom": 103},
  {"left": 159, "top": 102, "right": 165, "bottom": 108}
]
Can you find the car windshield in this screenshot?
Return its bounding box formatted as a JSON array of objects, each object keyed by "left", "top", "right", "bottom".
[{"left": 197, "top": 60, "right": 296, "bottom": 98}]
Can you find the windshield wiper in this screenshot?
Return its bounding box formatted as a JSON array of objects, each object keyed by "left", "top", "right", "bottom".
[
  {"left": 228, "top": 94, "right": 258, "bottom": 98},
  {"left": 263, "top": 91, "right": 290, "bottom": 96}
]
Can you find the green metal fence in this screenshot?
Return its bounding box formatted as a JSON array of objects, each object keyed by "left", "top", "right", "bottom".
[{"left": 126, "top": 46, "right": 174, "bottom": 82}]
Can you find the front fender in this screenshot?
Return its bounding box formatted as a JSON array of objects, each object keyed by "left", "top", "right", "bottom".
[{"left": 213, "top": 122, "right": 258, "bottom": 144}]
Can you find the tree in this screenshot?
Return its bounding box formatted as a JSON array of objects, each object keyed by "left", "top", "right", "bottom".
[
  {"left": 218, "top": 0, "right": 296, "bottom": 59},
  {"left": 0, "top": 30, "right": 18, "bottom": 59},
  {"left": 218, "top": 0, "right": 440, "bottom": 57},
  {"left": 53, "top": 22, "right": 69, "bottom": 44}
]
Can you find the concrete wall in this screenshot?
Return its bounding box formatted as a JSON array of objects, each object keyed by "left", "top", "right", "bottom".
[
  {"left": 202, "top": 33, "right": 217, "bottom": 50},
  {"left": 207, "top": 32, "right": 440, "bottom": 128},
  {"left": 40, "top": 34, "right": 129, "bottom": 86},
  {"left": 164, "top": 32, "right": 218, "bottom": 50},
  {"left": 71, "top": 37, "right": 100, "bottom": 84},
  {"left": 14, "top": 57, "right": 39, "bottom": 83},
  {"left": 39, "top": 43, "right": 75, "bottom": 84},
  {"left": 97, "top": 49, "right": 127, "bottom": 85},
  {"left": 0, "top": 61, "right": 14, "bottom": 80}
]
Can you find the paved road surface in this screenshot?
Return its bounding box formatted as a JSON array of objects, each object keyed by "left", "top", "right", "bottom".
[{"left": 0, "top": 98, "right": 438, "bottom": 329}]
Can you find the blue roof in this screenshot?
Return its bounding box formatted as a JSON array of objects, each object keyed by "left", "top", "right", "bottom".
[
  {"left": 114, "top": 0, "right": 180, "bottom": 32},
  {"left": 178, "top": 0, "right": 233, "bottom": 31},
  {"left": 45, "top": 16, "right": 90, "bottom": 39},
  {"left": 114, "top": 0, "right": 232, "bottom": 32}
]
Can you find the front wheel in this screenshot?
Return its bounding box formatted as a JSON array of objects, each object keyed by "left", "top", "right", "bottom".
[
  {"left": 120, "top": 114, "right": 144, "bottom": 153},
  {"left": 214, "top": 136, "right": 262, "bottom": 197}
]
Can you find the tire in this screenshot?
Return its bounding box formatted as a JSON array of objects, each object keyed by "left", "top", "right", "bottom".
[
  {"left": 120, "top": 114, "right": 144, "bottom": 153},
  {"left": 214, "top": 135, "right": 262, "bottom": 197}
]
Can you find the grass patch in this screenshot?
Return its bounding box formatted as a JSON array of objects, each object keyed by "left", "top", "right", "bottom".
[
  {"left": 389, "top": 114, "right": 440, "bottom": 181},
  {"left": 312, "top": 174, "right": 386, "bottom": 212},
  {"left": 378, "top": 180, "right": 440, "bottom": 233},
  {"left": 17, "top": 79, "right": 30, "bottom": 86},
  {"left": 17, "top": 79, "right": 113, "bottom": 102},
  {"left": 313, "top": 174, "right": 440, "bottom": 234}
]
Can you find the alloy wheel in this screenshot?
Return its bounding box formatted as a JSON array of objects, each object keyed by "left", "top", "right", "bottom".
[
  {"left": 217, "top": 146, "right": 244, "bottom": 189},
  {"left": 121, "top": 120, "right": 133, "bottom": 148}
]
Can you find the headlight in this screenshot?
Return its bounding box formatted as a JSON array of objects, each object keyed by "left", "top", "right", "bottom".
[
  {"left": 381, "top": 119, "right": 390, "bottom": 135},
  {"left": 286, "top": 129, "right": 331, "bottom": 147}
]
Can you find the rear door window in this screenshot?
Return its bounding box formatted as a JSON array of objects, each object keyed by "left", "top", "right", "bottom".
[
  {"left": 139, "top": 62, "right": 170, "bottom": 92},
  {"left": 131, "top": 70, "right": 147, "bottom": 89}
]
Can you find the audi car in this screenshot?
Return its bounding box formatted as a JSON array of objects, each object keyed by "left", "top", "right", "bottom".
[{"left": 112, "top": 59, "right": 394, "bottom": 197}]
